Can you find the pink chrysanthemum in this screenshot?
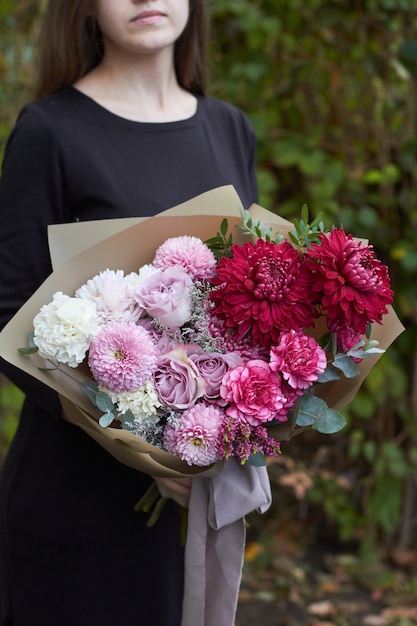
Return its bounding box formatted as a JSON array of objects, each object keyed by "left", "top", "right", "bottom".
[
  {"left": 270, "top": 329, "right": 327, "bottom": 390},
  {"left": 153, "top": 236, "right": 216, "bottom": 280},
  {"left": 88, "top": 321, "right": 158, "bottom": 392},
  {"left": 210, "top": 239, "right": 319, "bottom": 348},
  {"left": 306, "top": 229, "right": 393, "bottom": 334},
  {"left": 163, "top": 403, "right": 223, "bottom": 466}
]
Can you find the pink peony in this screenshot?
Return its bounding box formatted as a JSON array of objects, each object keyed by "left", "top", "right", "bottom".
[
  {"left": 270, "top": 329, "right": 327, "bottom": 390},
  {"left": 154, "top": 345, "right": 207, "bottom": 409},
  {"left": 163, "top": 403, "right": 223, "bottom": 466},
  {"left": 134, "top": 266, "right": 193, "bottom": 328},
  {"left": 306, "top": 229, "right": 393, "bottom": 334},
  {"left": 153, "top": 236, "right": 216, "bottom": 280},
  {"left": 220, "top": 359, "right": 286, "bottom": 426},
  {"left": 88, "top": 321, "right": 158, "bottom": 392},
  {"left": 210, "top": 239, "right": 319, "bottom": 348}
]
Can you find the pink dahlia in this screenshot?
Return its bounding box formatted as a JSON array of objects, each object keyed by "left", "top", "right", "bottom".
[
  {"left": 88, "top": 321, "right": 158, "bottom": 392},
  {"left": 220, "top": 359, "right": 286, "bottom": 426},
  {"left": 270, "top": 329, "right": 327, "bottom": 390},
  {"left": 153, "top": 236, "right": 216, "bottom": 280},
  {"left": 163, "top": 403, "right": 223, "bottom": 466},
  {"left": 306, "top": 229, "right": 393, "bottom": 334},
  {"left": 210, "top": 239, "right": 319, "bottom": 348}
]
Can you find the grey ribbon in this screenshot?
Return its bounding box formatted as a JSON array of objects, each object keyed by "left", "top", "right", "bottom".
[{"left": 181, "top": 460, "right": 272, "bottom": 626}]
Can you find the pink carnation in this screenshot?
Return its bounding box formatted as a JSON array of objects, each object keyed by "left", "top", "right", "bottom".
[
  {"left": 273, "top": 380, "right": 304, "bottom": 422},
  {"left": 220, "top": 359, "right": 286, "bottom": 426},
  {"left": 153, "top": 236, "right": 216, "bottom": 280},
  {"left": 270, "top": 329, "right": 327, "bottom": 390},
  {"left": 163, "top": 403, "right": 223, "bottom": 466},
  {"left": 88, "top": 321, "right": 157, "bottom": 392},
  {"left": 329, "top": 322, "right": 363, "bottom": 363}
]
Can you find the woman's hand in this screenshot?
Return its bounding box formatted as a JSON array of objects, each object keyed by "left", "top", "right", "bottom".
[{"left": 153, "top": 476, "right": 192, "bottom": 507}]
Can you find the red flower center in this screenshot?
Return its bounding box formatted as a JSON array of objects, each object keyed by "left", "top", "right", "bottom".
[{"left": 253, "top": 257, "right": 291, "bottom": 301}]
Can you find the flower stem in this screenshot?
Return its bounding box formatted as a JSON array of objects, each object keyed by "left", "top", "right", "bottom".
[
  {"left": 147, "top": 497, "right": 167, "bottom": 527},
  {"left": 134, "top": 480, "right": 159, "bottom": 513}
]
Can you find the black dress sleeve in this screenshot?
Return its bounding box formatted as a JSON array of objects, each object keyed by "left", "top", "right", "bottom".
[{"left": 0, "top": 105, "right": 67, "bottom": 415}]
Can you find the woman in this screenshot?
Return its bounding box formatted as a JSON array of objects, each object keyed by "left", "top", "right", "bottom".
[{"left": 0, "top": 1, "right": 258, "bottom": 624}]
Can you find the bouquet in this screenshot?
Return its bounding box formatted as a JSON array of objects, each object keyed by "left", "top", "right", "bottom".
[{"left": 0, "top": 186, "right": 404, "bottom": 477}]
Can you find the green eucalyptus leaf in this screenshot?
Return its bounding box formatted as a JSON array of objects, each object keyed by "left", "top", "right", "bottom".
[
  {"left": 317, "top": 365, "right": 340, "bottom": 383},
  {"left": 313, "top": 408, "right": 347, "bottom": 434},
  {"left": 332, "top": 354, "right": 360, "bottom": 378},
  {"left": 27, "top": 332, "right": 37, "bottom": 348},
  {"left": 95, "top": 391, "right": 115, "bottom": 413},
  {"left": 81, "top": 380, "right": 99, "bottom": 405},
  {"left": 296, "top": 394, "right": 328, "bottom": 426},
  {"left": 99, "top": 412, "right": 115, "bottom": 428},
  {"left": 121, "top": 409, "right": 135, "bottom": 428},
  {"left": 18, "top": 346, "right": 39, "bottom": 355}
]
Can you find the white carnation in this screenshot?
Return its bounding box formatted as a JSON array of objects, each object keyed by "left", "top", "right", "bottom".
[
  {"left": 33, "top": 292, "right": 99, "bottom": 367},
  {"left": 75, "top": 269, "right": 143, "bottom": 325},
  {"left": 103, "top": 378, "right": 162, "bottom": 424},
  {"left": 137, "top": 264, "right": 159, "bottom": 283}
]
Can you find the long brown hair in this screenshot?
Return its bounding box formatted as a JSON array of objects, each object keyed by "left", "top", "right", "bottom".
[{"left": 34, "top": 0, "right": 210, "bottom": 100}]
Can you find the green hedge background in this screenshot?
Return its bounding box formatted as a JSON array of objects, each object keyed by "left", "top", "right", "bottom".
[{"left": 1, "top": 0, "right": 416, "bottom": 562}]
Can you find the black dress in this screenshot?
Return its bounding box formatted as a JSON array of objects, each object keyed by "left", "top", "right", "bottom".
[{"left": 0, "top": 87, "right": 258, "bottom": 626}]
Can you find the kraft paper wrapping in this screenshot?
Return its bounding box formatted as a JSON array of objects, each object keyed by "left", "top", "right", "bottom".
[{"left": 0, "top": 185, "right": 405, "bottom": 471}]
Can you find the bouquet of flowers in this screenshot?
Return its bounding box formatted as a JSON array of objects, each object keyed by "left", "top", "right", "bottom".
[{"left": 0, "top": 186, "right": 404, "bottom": 478}]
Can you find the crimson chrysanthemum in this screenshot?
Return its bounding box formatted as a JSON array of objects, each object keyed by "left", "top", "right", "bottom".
[
  {"left": 306, "top": 229, "right": 393, "bottom": 334},
  {"left": 210, "top": 239, "right": 319, "bottom": 348}
]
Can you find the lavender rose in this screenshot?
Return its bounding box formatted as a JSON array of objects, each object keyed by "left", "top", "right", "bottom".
[
  {"left": 154, "top": 345, "right": 207, "bottom": 409},
  {"left": 189, "top": 350, "right": 243, "bottom": 403},
  {"left": 134, "top": 266, "right": 193, "bottom": 328}
]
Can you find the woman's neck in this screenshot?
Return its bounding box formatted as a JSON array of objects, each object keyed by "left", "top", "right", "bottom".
[{"left": 74, "top": 52, "right": 197, "bottom": 123}]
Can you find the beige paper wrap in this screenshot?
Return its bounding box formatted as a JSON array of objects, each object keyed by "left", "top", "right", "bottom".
[{"left": 0, "top": 185, "right": 405, "bottom": 471}]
